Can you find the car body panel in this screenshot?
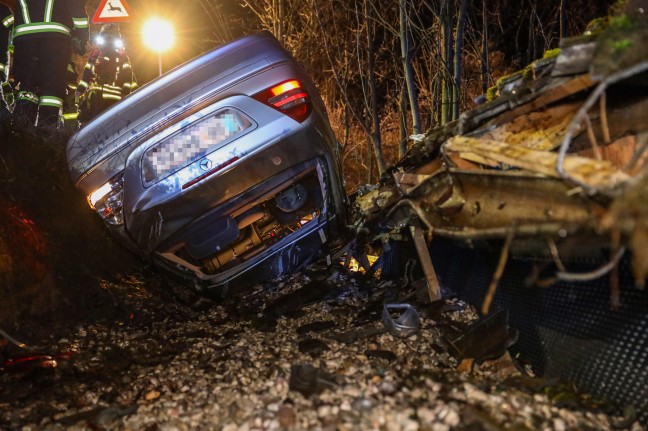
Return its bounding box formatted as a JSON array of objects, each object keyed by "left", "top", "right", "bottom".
[
  {"left": 123, "top": 96, "right": 334, "bottom": 251},
  {"left": 66, "top": 31, "right": 347, "bottom": 294}
]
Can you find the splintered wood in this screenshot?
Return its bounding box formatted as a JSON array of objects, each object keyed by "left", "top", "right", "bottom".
[
  {"left": 480, "top": 103, "right": 579, "bottom": 151},
  {"left": 444, "top": 136, "right": 631, "bottom": 189},
  {"left": 352, "top": 21, "right": 648, "bottom": 314}
]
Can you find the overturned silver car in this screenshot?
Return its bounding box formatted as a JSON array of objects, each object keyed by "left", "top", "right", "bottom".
[{"left": 67, "top": 32, "right": 348, "bottom": 295}]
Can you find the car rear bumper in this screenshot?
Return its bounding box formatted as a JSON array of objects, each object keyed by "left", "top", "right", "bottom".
[
  {"left": 156, "top": 214, "right": 336, "bottom": 296},
  {"left": 112, "top": 150, "right": 345, "bottom": 294}
]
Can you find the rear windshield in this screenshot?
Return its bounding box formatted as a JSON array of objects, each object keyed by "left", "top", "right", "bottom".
[{"left": 142, "top": 108, "right": 253, "bottom": 184}]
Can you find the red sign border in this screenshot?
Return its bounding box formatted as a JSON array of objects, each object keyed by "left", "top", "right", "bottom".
[{"left": 92, "top": 0, "right": 133, "bottom": 24}]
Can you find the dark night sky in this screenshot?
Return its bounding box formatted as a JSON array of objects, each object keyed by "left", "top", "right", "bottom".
[
  {"left": 84, "top": 0, "right": 618, "bottom": 88},
  {"left": 85, "top": 0, "right": 247, "bottom": 85}
]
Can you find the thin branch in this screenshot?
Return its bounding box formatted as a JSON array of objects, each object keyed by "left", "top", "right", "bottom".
[
  {"left": 556, "top": 60, "right": 648, "bottom": 194},
  {"left": 481, "top": 227, "right": 514, "bottom": 315},
  {"left": 600, "top": 90, "right": 611, "bottom": 144},
  {"left": 556, "top": 247, "right": 625, "bottom": 282},
  {"left": 0, "top": 328, "right": 30, "bottom": 349},
  {"left": 547, "top": 238, "right": 566, "bottom": 272}
]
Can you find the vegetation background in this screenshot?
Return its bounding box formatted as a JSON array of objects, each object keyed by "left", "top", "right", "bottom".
[
  {"left": 0, "top": 0, "right": 626, "bottom": 330},
  {"left": 83, "top": 0, "right": 618, "bottom": 191}
]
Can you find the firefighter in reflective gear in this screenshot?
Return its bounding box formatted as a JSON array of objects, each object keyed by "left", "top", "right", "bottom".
[
  {"left": 11, "top": 0, "right": 89, "bottom": 128},
  {"left": 61, "top": 59, "right": 78, "bottom": 130},
  {"left": 0, "top": 2, "right": 13, "bottom": 116},
  {"left": 0, "top": 3, "right": 12, "bottom": 80},
  {"left": 77, "top": 23, "right": 137, "bottom": 125}
]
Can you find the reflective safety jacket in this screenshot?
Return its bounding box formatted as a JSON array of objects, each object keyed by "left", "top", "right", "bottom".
[
  {"left": 77, "top": 47, "right": 137, "bottom": 99},
  {"left": 12, "top": 0, "right": 88, "bottom": 41},
  {"left": 0, "top": 4, "right": 12, "bottom": 79},
  {"left": 62, "top": 60, "right": 76, "bottom": 113}
]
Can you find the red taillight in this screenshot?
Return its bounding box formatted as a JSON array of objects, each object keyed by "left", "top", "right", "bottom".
[
  {"left": 270, "top": 80, "right": 301, "bottom": 96},
  {"left": 253, "top": 79, "right": 312, "bottom": 123}
]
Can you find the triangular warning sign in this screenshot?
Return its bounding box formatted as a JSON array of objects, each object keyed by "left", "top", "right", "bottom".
[{"left": 92, "top": 0, "right": 133, "bottom": 24}]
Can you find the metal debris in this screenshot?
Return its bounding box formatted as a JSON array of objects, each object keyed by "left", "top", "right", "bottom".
[
  {"left": 381, "top": 304, "right": 421, "bottom": 338},
  {"left": 351, "top": 16, "right": 648, "bottom": 313},
  {"left": 0, "top": 354, "right": 58, "bottom": 373}
]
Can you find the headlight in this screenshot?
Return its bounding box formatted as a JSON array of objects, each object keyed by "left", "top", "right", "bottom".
[{"left": 87, "top": 172, "right": 124, "bottom": 225}]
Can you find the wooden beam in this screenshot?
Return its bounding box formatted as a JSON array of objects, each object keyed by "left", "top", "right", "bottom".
[{"left": 409, "top": 225, "right": 441, "bottom": 302}]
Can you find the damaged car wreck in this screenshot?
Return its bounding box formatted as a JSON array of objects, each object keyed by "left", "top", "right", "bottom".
[
  {"left": 352, "top": 13, "right": 648, "bottom": 427},
  {"left": 66, "top": 31, "right": 347, "bottom": 296},
  {"left": 61, "top": 15, "right": 648, "bottom": 428}
]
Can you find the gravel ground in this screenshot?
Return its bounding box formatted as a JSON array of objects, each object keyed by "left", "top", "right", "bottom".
[{"left": 0, "top": 263, "right": 643, "bottom": 431}]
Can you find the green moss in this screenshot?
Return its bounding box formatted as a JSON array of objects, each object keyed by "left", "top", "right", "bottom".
[
  {"left": 585, "top": 17, "right": 608, "bottom": 35},
  {"left": 542, "top": 48, "right": 561, "bottom": 59},
  {"left": 486, "top": 85, "right": 498, "bottom": 101},
  {"left": 522, "top": 65, "right": 534, "bottom": 80},
  {"left": 613, "top": 38, "right": 632, "bottom": 52},
  {"left": 495, "top": 74, "right": 511, "bottom": 87},
  {"left": 609, "top": 14, "right": 633, "bottom": 29},
  {"left": 609, "top": 0, "right": 627, "bottom": 17},
  {"left": 496, "top": 71, "right": 524, "bottom": 87}
]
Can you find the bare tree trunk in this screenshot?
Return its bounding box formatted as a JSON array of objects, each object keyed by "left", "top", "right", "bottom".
[
  {"left": 366, "top": 135, "right": 375, "bottom": 183},
  {"left": 365, "top": 0, "right": 386, "bottom": 176},
  {"left": 441, "top": 1, "right": 455, "bottom": 125},
  {"left": 400, "top": 0, "right": 421, "bottom": 136},
  {"left": 453, "top": 0, "right": 469, "bottom": 121},
  {"left": 481, "top": 0, "right": 490, "bottom": 94},
  {"left": 527, "top": 6, "right": 535, "bottom": 64},
  {"left": 559, "top": 0, "right": 567, "bottom": 39},
  {"left": 273, "top": 0, "right": 284, "bottom": 42},
  {"left": 399, "top": 83, "right": 408, "bottom": 158}
]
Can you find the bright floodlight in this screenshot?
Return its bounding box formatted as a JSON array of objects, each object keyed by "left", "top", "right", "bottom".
[{"left": 142, "top": 18, "right": 175, "bottom": 53}]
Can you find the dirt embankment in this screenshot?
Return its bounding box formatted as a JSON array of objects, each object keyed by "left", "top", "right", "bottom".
[{"left": 0, "top": 125, "right": 144, "bottom": 328}]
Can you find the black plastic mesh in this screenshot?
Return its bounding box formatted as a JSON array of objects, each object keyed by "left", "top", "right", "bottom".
[{"left": 429, "top": 238, "right": 648, "bottom": 426}]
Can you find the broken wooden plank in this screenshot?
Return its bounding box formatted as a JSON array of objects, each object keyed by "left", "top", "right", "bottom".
[
  {"left": 444, "top": 136, "right": 630, "bottom": 188},
  {"left": 409, "top": 225, "right": 441, "bottom": 302},
  {"left": 481, "top": 102, "right": 580, "bottom": 151},
  {"left": 578, "top": 135, "right": 637, "bottom": 172},
  {"left": 482, "top": 74, "right": 596, "bottom": 130}
]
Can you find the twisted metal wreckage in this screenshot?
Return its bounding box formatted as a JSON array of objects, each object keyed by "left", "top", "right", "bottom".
[
  {"left": 352, "top": 13, "right": 648, "bottom": 311},
  {"left": 346, "top": 11, "right": 648, "bottom": 424}
]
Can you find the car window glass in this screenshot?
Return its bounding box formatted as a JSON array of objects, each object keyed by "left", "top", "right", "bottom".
[{"left": 142, "top": 109, "right": 253, "bottom": 184}]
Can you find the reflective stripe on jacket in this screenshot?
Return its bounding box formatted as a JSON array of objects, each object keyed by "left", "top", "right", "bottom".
[
  {"left": 2, "top": 13, "right": 13, "bottom": 27},
  {"left": 13, "top": 0, "right": 88, "bottom": 40},
  {"left": 79, "top": 48, "right": 137, "bottom": 96},
  {"left": 0, "top": 5, "right": 12, "bottom": 79}
]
